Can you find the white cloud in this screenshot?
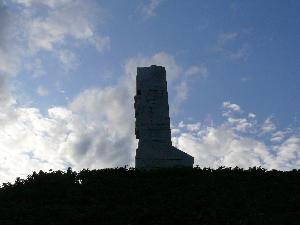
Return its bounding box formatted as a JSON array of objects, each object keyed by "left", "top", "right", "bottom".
[
  {"left": 141, "top": 0, "right": 162, "bottom": 18},
  {"left": 227, "top": 117, "right": 253, "bottom": 132},
  {"left": 0, "top": 4, "right": 20, "bottom": 110},
  {"left": 219, "top": 32, "right": 238, "bottom": 43},
  {"left": 261, "top": 117, "right": 276, "bottom": 134},
  {"left": 248, "top": 113, "right": 256, "bottom": 118},
  {"left": 173, "top": 125, "right": 271, "bottom": 169},
  {"left": 273, "top": 135, "right": 300, "bottom": 170},
  {"left": 271, "top": 131, "right": 285, "bottom": 143},
  {"left": 215, "top": 32, "right": 249, "bottom": 61},
  {"left": 36, "top": 86, "right": 49, "bottom": 96},
  {"left": 223, "top": 101, "right": 241, "bottom": 112},
  {"left": 48, "top": 106, "right": 72, "bottom": 119},
  {"left": 173, "top": 120, "right": 300, "bottom": 170},
  {"left": 67, "top": 86, "right": 136, "bottom": 168},
  {"left": 1, "top": 0, "right": 110, "bottom": 81},
  {"left": 0, "top": 74, "right": 16, "bottom": 108},
  {"left": 24, "top": 0, "right": 110, "bottom": 53},
  {"left": 0, "top": 0, "right": 112, "bottom": 131},
  {"left": 174, "top": 80, "right": 188, "bottom": 102},
  {"left": 0, "top": 51, "right": 199, "bottom": 183},
  {"left": 0, "top": 83, "right": 136, "bottom": 183},
  {"left": 270, "top": 128, "right": 292, "bottom": 143},
  {"left": 172, "top": 102, "right": 300, "bottom": 170},
  {"left": 241, "top": 77, "right": 250, "bottom": 82},
  {"left": 89, "top": 35, "right": 111, "bottom": 53},
  {"left": 228, "top": 44, "right": 249, "bottom": 60},
  {"left": 222, "top": 101, "right": 256, "bottom": 133},
  {"left": 13, "top": 0, "right": 73, "bottom": 8},
  {"left": 0, "top": 106, "right": 69, "bottom": 182},
  {"left": 0, "top": 48, "right": 21, "bottom": 76},
  {"left": 172, "top": 64, "right": 208, "bottom": 113},
  {"left": 58, "top": 50, "right": 79, "bottom": 73},
  {"left": 185, "top": 65, "right": 208, "bottom": 77},
  {"left": 25, "top": 58, "right": 45, "bottom": 78},
  {"left": 178, "top": 121, "right": 201, "bottom": 133},
  {"left": 1, "top": 48, "right": 300, "bottom": 185},
  {"left": 0, "top": 4, "right": 23, "bottom": 76}
]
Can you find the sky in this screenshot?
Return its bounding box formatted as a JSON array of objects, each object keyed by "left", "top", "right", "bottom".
[{"left": 1, "top": 0, "right": 300, "bottom": 183}]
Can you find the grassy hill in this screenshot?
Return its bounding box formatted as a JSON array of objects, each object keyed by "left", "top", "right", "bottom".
[{"left": 0, "top": 167, "right": 300, "bottom": 225}]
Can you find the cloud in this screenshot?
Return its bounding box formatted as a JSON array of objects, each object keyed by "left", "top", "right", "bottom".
[
  {"left": 222, "top": 101, "right": 256, "bottom": 133},
  {"left": 178, "top": 121, "right": 201, "bottom": 132},
  {"left": 215, "top": 32, "right": 249, "bottom": 61},
  {"left": 0, "top": 86, "right": 136, "bottom": 183},
  {"left": 241, "top": 77, "right": 250, "bottom": 82},
  {"left": 172, "top": 65, "right": 208, "bottom": 113},
  {"left": 1, "top": 49, "right": 300, "bottom": 185},
  {"left": 228, "top": 44, "right": 249, "bottom": 60},
  {"left": 0, "top": 3, "right": 20, "bottom": 109},
  {"left": 185, "top": 65, "right": 208, "bottom": 77},
  {"left": 36, "top": 86, "right": 49, "bottom": 96},
  {"left": 260, "top": 117, "right": 276, "bottom": 134},
  {"left": 0, "top": 52, "right": 178, "bottom": 183},
  {"left": 0, "top": 0, "right": 110, "bottom": 82},
  {"left": 0, "top": 1, "right": 118, "bottom": 183},
  {"left": 25, "top": 58, "right": 45, "bottom": 78},
  {"left": 0, "top": 0, "right": 111, "bottom": 114},
  {"left": 0, "top": 74, "right": 15, "bottom": 108},
  {"left": 0, "top": 47, "right": 21, "bottom": 76},
  {"left": 173, "top": 125, "right": 273, "bottom": 169},
  {"left": 67, "top": 86, "right": 136, "bottom": 169},
  {"left": 248, "top": 113, "right": 256, "bottom": 118},
  {"left": 89, "top": 35, "right": 111, "bottom": 52},
  {"left": 174, "top": 80, "right": 188, "bottom": 102},
  {"left": 219, "top": 32, "right": 238, "bottom": 43},
  {"left": 0, "top": 106, "right": 68, "bottom": 182},
  {"left": 58, "top": 50, "right": 79, "bottom": 73},
  {"left": 271, "top": 129, "right": 292, "bottom": 143},
  {"left": 0, "top": 51, "right": 204, "bottom": 183},
  {"left": 141, "top": 0, "right": 162, "bottom": 18},
  {"left": 12, "top": 0, "right": 73, "bottom": 8},
  {"left": 0, "top": 3, "right": 23, "bottom": 76},
  {"left": 223, "top": 101, "right": 241, "bottom": 112},
  {"left": 275, "top": 136, "right": 300, "bottom": 169},
  {"left": 173, "top": 114, "right": 300, "bottom": 171},
  {"left": 227, "top": 117, "right": 253, "bottom": 132},
  {"left": 24, "top": 0, "right": 110, "bottom": 53}
]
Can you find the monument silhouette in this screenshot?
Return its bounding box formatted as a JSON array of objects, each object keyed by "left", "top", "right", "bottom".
[{"left": 134, "top": 65, "right": 194, "bottom": 169}]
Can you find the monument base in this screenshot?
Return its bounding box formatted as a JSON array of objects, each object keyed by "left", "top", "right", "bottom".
[{"left": 135, "top": 145, "right": 194, "bottom": 169}]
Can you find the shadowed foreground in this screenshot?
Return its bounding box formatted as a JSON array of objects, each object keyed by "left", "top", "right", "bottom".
[{"left": 0, "top": 167, "right": 300, "bottom": 225}]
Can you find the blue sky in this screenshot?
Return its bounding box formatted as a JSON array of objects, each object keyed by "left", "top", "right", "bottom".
[{"left": 1, "top": 0, "right": 300, "bottom": 183}]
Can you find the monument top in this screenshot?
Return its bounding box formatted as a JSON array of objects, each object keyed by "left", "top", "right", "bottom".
[
  {"left": 137, "top": 65, "right": 165, "bottom": 80},
  {"left": 137, "top": 65, "right": 165, "bottom": 70}
]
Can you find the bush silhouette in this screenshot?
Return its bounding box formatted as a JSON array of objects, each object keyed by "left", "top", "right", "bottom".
[{"left": 0, "top": 167, "right": 300, "bottom": 225}]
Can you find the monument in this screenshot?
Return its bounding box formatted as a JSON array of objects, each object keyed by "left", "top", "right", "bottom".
[{"left": 134, "top": 65, "right": 194, "bottom": 169}]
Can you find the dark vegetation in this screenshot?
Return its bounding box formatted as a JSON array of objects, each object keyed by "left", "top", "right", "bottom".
[{"left": 0, "top": 167, "right": 300, "bottom": 225}]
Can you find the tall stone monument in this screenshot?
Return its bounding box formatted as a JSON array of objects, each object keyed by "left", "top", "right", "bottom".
[{"left": 134, "top": 65, "right": 194, "bottom": 169}]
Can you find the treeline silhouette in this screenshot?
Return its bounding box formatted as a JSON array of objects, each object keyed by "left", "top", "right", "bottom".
[{"left": 0, "top": 167, "right": 300, "bottom": 225}]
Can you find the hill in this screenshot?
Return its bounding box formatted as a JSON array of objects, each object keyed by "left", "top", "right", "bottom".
[{"left": 0, "top": 167, "right": 299, "bottom": 225}]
